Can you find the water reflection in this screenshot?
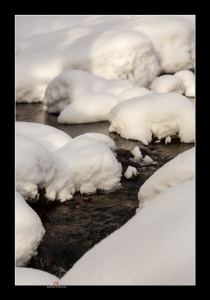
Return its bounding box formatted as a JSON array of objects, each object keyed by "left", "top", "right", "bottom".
[{"left": 16, "top": 103, "right": 109, "bottom": 137}]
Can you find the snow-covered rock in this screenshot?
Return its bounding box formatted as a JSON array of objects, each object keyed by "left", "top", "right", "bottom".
[
  {"left": 150, "top": 75, "right": 185, "bottom": 94},
  {"left": 124, "top": 166, "right": 138, "bottom": 179},
  {"left": 15, "top": 191, "right": 45, "bottom": 266},
  {"left": 108, "top": 92, "right": 195, "bottom": 145}
]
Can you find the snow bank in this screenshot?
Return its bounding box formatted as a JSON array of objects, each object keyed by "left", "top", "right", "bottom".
[
  {"left": 108, "top": 92, "right": 195, "bottom": 145},
  {"left": 15, "top": 191, "right": 45, "bottom": 266},
  {"left": 59, "top": 180, "right": 195, "bottom": 285},
  {"left": 15, "top": 15, "right": 100, "bottom": 44},
  {"left": 16, "top": 28, "right": 159, "bottom": 103},
  {"left": 15, "top": 267, "right": 59, "bottom": 286},
  {"left": 16, "top": 15, "right": 194, "bottom": 103},
  {"left": 137, "top": 147, "right": 195, "bottom": 209}
]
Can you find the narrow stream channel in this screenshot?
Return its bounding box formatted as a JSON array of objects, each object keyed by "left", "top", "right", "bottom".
[{"left": 15, "top": 103, "right": 195, "bottom": 278}]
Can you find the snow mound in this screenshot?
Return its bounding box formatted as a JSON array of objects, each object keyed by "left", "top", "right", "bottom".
[
  {"left": 16, "top": 16, "right": 194, "bottom": 103},
  {"left": 16, "top": 27, "right": 160, "bottom": 103},
  {"left": 16, "top": 133, "right": 75, "bottom": 202},
  {"left": 137, "top": 147, "right": 195, "bottom": 209},
  {"left": 43, "top": 69, "right": 140, "bottom": 124},
  {"left": 174, "top": 70, "right": 195, "bottom": 88},
  {"left": 16, "top": 125, "right": 121, "bottom": 200},
  {"left": 15, "top": 191, "right": 45, "bottom": 267},
  {"left": 150, "top": 75, "right": 185, "bottom": 94},
  {"left": 54, "top": 134, "right": 122, "bottom": 194},
  {"left": 108, "top": 92, "right": 195, "bottom": 145}
]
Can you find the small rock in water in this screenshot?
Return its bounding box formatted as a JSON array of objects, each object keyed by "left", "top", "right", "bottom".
[
  {"left": 131, "top": 146, "right": 142, "bottom": 159},
  {"left": 130, "top": 154, "right": 157, "bottom": 166},
  {"left": 165, "top": 136, "right": 171, "bottom": 144},
  {"left": 124, "top": 166, "right": 138, "bottom": 179},
  {"left": 143, "top": 155, "right": 154, "bottom": 164}
]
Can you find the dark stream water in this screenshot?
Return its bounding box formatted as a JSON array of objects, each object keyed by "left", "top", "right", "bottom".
[{"left": 15, "top": 103, "right": 195, "bottom": 278}]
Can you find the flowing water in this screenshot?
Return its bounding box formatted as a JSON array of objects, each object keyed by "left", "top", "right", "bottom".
[{"left": 15, "top": 102, "right": 195, "bottom": 278}]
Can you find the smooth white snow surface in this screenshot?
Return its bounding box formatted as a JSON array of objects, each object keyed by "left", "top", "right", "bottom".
[
  {"left": 15, "top": 191, "right": 45, "bottom": 267},
  {"left": 124, "top": 166, "right": 138, "bottom": 179},
  {"left": 43, "top": 69, "right": 139, "bottom": 123},
  {"left": 16, "top": 15, "right": 195, "bottom": 103},
  {"left": 108, "top": 92, "right": 195, "bottom": 145},
  {"left": 137, "top": 147, "right": 195, "bottom": 209},
  {"left": 150, "top": 75, "right": 185, "bottom": 94},
  {"left": 15, "top": 121, "right": 72, "bottom": 152},
  {"left": 15, "top": 267, "right": 59, "bottom": 286},
  {"left": 60, "top": 180, "right": 195, "bottom": 285},
  {"left": 16, "top": 127, "right": 122, "bottom": 201}
]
